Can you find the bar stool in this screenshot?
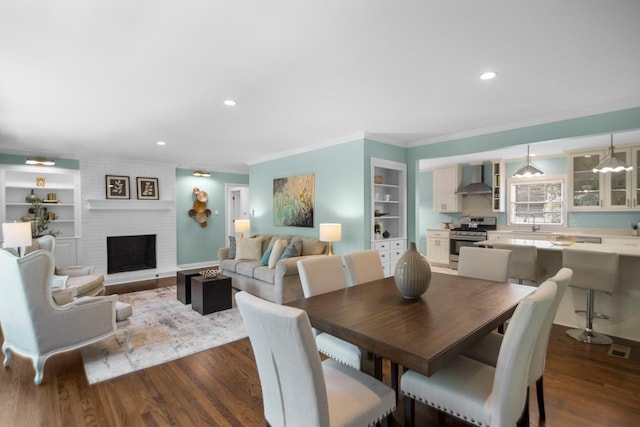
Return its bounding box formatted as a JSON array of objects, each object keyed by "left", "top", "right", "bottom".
[
  {"left": 562, "top": 248, "right": 619, "bottom": 345},
  {"left": 494, "top": 243, "right": 544, "bottom": 285}
]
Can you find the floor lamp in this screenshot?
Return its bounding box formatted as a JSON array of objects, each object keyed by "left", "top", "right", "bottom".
[{"left": 2, "top": 222, "right": 33, "bottom": 257}]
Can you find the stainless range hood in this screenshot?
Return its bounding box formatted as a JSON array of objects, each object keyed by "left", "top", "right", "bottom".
[{"left": 456, "top": 164, "right": 492, "bottom": 195}]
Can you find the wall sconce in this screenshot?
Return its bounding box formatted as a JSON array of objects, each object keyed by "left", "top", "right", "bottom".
[
  {"left": 234, "top": 219, "right": 250, "bottom": 238},
  {"left": 193, "top": 171, "right": 211, "bottom": 177},
  {"left": 319, "top": 223, "right": 342, "bottom": 256},
  {"left": 2, "top": 222, "right": 33, "bottom": 257},
  {"left": 25, "top": 158, "right": 55, "bottom": 166}
]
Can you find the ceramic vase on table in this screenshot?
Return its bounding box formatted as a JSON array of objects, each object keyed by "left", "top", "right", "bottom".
[{"left": 394, "top": 242, "right": 431, "bottom": 299}]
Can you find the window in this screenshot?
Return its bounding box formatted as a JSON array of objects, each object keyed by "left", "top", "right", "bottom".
[{"left": 509, "top": 176, "right": 564, "bottom": 226}]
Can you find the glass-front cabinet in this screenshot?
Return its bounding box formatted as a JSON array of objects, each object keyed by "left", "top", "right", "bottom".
[
  {"left": 568, "top": 148, "right": 636, "bottom": 211},
  {"left": 634, "top": 147, "right": 640, "bottom": 208}
]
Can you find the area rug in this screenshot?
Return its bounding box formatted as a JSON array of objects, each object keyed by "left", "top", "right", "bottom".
[{"left": 81, "top": 286, "right": 247, "bottom": 384}]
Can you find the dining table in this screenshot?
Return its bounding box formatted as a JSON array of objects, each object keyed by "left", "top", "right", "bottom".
[{"left": 286, "top": 272, "right": 535, "bottom": 380}]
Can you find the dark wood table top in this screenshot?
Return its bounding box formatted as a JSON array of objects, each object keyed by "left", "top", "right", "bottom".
[{"left": 287, "top": 273, "right": 535, "bottom": 377}]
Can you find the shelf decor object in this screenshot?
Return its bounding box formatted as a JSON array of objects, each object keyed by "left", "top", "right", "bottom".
[
  {"left": 394, "top": 242, "right": 431, "bottom": 299},
  {"left": 513, "top": 145, "right": 544, "bottom": 178},
  {"left": 25, "top": 189, "right": 41, "bottom": 203},
  {"left": 593, "top": 134, "right": 633, "bottom": 174}
]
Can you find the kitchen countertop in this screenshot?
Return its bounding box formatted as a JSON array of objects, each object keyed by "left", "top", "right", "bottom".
[{"left": 476, "top": 238, "right": 640, "bottom": 257}]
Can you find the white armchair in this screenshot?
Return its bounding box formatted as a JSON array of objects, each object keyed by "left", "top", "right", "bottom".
[
  {"left": 0, "top": 249, "right": 130, "bottom": 385},
  {"left": 35, "top": 235, "right": 105, "bottom": 297}
]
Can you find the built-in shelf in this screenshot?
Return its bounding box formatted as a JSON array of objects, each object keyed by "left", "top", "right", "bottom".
[{"left": 86, "top": 199, "right": 174, "bottom": 210}]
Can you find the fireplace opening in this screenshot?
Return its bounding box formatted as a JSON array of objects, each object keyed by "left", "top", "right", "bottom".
[{"left": 107, "top": 234, "right": 157, "bottom": 274}]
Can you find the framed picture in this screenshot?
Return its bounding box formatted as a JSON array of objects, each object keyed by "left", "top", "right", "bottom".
[
  {"left": 36, "top": 177, "right": 46, "bottom": 187},
  {"left": 137, "top": 177, "right": 159, "bottom": 200},
  {"left": 106, "top": 175, "right": 130, "bottom": 199},
  {"left": 273, "top": 173, "right": 315, "bottom": 227}
]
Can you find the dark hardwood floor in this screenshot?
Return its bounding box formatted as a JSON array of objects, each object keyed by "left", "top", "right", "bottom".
[{"left": 1, "top": 277, "right": 639, "bottom": 426}]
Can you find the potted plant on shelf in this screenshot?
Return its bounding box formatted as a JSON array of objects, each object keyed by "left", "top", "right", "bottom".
[
  {"left": 632, "top": 222, "right": 639, "bottom": 237},
  {"left": 24, "top": 201, "right": 60, "bottom": 238}
]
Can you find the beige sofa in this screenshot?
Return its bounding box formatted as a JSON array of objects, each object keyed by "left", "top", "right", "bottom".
[{"left": 217, "top": 234, "right": 327, "bottom": 304}]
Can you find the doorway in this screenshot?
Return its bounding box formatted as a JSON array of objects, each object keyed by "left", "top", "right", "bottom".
[{"left": 225, "top": 183, "right": 250, "bottom": 245}]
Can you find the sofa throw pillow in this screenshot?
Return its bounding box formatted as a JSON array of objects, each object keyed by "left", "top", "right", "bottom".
[
  {"left": 235, "top": 237, "right": 264, "bottom": 261},
  {"left": 280, "top": 239, "right": 302, "bottom": 259},
  {"left": 261, "top": 247, "right": 273, "bottom": 266},
  {"left": 228, "top": 236, "right": 237, "bottom": 259},
  {"left": 268, "top": 239, "right": 288, "bottom": 269},
  {"left": 51, "top": 275, "right": 69, "bottom": 289},
  {"left": 300, "top": 237, "right": 327, "bottom": 256}
]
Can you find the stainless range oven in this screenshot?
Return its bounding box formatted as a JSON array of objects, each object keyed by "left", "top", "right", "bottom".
[{"left": 449, "top": 216, "right": 497, "bottom": 269}]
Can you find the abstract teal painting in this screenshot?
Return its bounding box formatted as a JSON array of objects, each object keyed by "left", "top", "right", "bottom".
[{"left": 273, "top": 173, "right": 315, "bottom": 227}]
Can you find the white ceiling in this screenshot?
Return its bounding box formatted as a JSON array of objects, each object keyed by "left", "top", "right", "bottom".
[{"left": 1, "top": 1, "right": 640, "bottom": 173}]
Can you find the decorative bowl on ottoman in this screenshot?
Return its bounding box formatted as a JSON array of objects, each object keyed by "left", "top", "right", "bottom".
[{"left": 200, "top": 268, "right": 221, "bottom": 279}]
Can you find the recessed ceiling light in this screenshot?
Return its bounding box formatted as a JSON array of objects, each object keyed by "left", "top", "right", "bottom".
[
  {"left": 224, "top": 99, "right": 237, "bottom": 106},
  {"left": 480, "top": 71, "right": 497, "bottom": 80},
  {"left": 157, "top": 141, "right": 166, "bottom": 146}
]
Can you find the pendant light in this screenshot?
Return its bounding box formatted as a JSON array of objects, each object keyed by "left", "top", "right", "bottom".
[
  {"left": 513, "top": 145, "right": 544, "bottom": 178},
  {"left": 592, "top": 134, "right": 633, "bottom": 173}
]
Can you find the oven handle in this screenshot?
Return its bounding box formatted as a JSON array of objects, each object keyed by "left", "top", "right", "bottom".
[{"left": 449, "top": 236, "right": 487, "bottom": 242}]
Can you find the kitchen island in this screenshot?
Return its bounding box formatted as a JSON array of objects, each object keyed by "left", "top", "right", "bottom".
[{"left": 476, "top": 237, "right": 640, "bottom": 342}]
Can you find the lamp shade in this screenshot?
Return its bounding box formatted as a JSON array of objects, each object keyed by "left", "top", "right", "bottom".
[
  {"left": 2, "top": 222, "right": 33, "bottom": 252},
  {"left": 319, "top": 223, "right": 342, "bottom": 242},
  {"left": 513, "top": 145, "right": 544, "bottom": 178},
  {"left": 593, "top": 135, "right": 633, "bottom": 173},
  {"left": 234, "top": 219, "right": 250, "bottom": 233}
]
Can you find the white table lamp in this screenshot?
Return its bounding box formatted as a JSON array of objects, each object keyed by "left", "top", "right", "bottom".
[
  {"left": 234, "top": 219, "right": 250, "bottom": 238},
  {"left": 319, "top": 223, "right": 341, "bottom": 256},
  {"left": 2, "top": 222, "right": 33, "bottom": 257}
]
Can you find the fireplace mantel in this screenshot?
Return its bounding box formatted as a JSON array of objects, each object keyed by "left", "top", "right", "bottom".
[{"left": 86, "top": 199, "right": 174, "bottom": 210}]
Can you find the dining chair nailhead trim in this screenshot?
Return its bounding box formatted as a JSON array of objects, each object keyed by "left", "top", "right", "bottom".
[
  {"left": 317, "top": 349, "right": 359, "bottom": 370},
  {"left": 403, "top": 391, "right": 484, "bottom": 426},
  {"left": 366, "top": 407, "right": 396, "bottom": 427}
]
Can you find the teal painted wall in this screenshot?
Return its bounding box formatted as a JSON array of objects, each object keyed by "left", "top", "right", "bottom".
[
  {"left": 249, "top": 140, "right": 367, "bottom": 255},
  {"left": 409, "top": 107, "right": 640, "bottom": 245},
  {"left": 176, "top": 169, "right": 248, "bottom": 265},
  {"left": 0, "top": 153, "right": 79, "bottom": 169}
]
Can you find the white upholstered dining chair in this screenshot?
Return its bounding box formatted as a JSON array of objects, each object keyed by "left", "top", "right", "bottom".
[
  {"left": 493, "top": 243, "right": 545, "bottom": 285},
  {"left": 463, "top": 267, "right": 573, "bottom": 422},
  {"left": 457, "top": 246, "right": 512, "bottom": 282},
  {"left": 297, "top": 256, "right": 361, "bottom": 370},
  {"left": 235, "top": 291, "right": 396, "bottom": 427},
  {"left": 342, "top": 249, "right": 385, "bottom": 285},
  {"left": 401, "top": 279, "right": 557, "bottom": 427},
  {"left": 0, "top": 248, "right": 131, "bottom": 385}
]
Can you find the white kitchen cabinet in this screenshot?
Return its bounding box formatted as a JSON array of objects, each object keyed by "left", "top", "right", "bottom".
[
  {"left": 426, "top": 229, "right": 450, "bottom": 266},
  {"left": 492, "top": 160, "right": 506, "bottom": 212},
  {"left": 371, "top": 158, "right": 407, "bottom": 269},
  {"left": 373, "top": 238, "right": 406, "bottom": 277},
  {"left": 432, "top": 165, "right": 462, "bottom": 213},
  {"left": 568, "top": 148, "right": 636, "bottom": 211},
  {"left": 632, "top": 147, "right": 640, "bottom": 208}
]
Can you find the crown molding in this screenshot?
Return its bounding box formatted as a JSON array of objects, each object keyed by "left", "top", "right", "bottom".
[{"left": 408, "top": 98, "right": 640, "bottom": 147}]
